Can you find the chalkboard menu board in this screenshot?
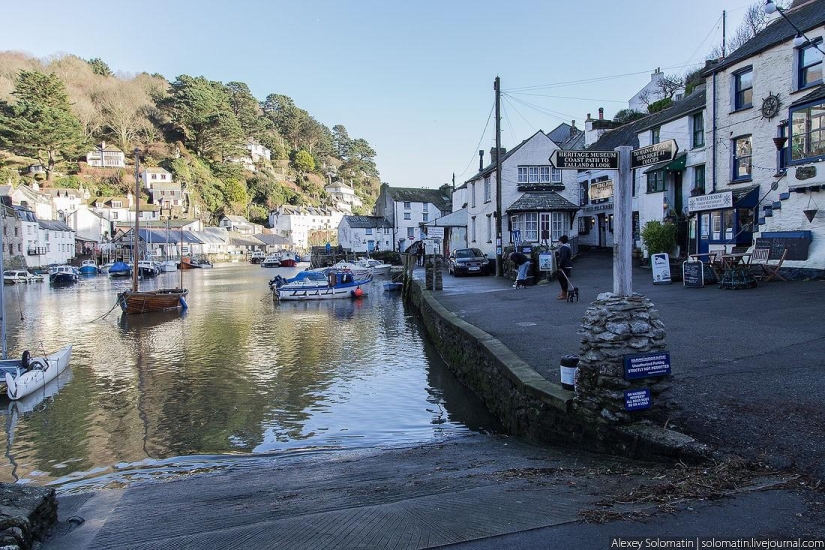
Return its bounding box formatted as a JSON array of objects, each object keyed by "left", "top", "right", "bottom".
[
  {"left": 682, "top": 261, "right": 704, "bottom": 288},
  {"left": 755, "top": 231, "right": 812, "bottom": 261}
]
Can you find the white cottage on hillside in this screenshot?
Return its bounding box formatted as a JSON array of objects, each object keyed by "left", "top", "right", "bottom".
[{"left": 85, "top": 142, "right": 125, "bottom": 168}]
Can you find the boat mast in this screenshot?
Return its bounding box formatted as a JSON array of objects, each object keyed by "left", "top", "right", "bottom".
[{"left": 132, "top": 148, "right": 140, "bottom": 293}]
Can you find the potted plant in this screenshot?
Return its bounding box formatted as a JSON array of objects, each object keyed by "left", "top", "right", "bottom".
[{"left": 640, "top": 221, "right": 677, "bottom": 266}]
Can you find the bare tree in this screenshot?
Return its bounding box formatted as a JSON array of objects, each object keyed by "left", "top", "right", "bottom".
[{"left": 708, "top": 0, "right": 789, "bottom": 59}]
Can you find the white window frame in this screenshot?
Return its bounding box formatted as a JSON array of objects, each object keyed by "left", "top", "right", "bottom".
[
  {"left": 403, "top": 201, "right": 411, "bottom": 210},
  {"left": 551, "top": 167, "right": 562, "bottom": 183},
  {"left": 551, "top": 212, "right": 564, "bottom": 242},
  {"left": 484, "top": 176, "right": 491, "bottom": 202},
  {"left": 518, "top": 167, "right": 528, "bottom": 183},
  {"left": 404, "top": 212, "right": 411, "bottom": 220},
  {"left": 471, "top": 183, "right": 476, "bottom": 208},
  {"left": 525, "top": 212, "right": 538, "bottom": 242}
]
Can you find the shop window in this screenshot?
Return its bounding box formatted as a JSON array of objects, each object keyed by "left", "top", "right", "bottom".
[
  {"left": 525, "top": 212, "right": 538, "bottom": 242},
  {"left": 733, "top": 67, "right": 753, "bottom": 110},
  {"left": 551, "top": 212, "right": 564, "bottom": 241},
  {"left": 579, "top": 182, "right": 589, "bottom": 206},
  {"left": 732, "top": 135, "right": 752, "bottom": 181},
  {"left": 790, "top": 101, "right": 825, "bottom": 162}
]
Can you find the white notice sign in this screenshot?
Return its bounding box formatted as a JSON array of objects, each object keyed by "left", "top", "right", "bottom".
[
  {"left": 688, "top": 191, "right": 733, "bottom": 213},
  {"left": 427, "top": 226, "right": 444, "bottom": 240},
  {"left": 651, "top": 253, "right": 672, "bottom": 285}
]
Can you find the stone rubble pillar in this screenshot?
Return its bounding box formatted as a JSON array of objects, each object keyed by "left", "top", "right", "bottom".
[{"left": 574, "top": 292, "right": 672, "bottom": 423}]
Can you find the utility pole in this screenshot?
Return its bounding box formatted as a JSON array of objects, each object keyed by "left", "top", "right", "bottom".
[
  {"left": 722, "top": 10, "right": 727, "bottom": 58},
  {"left": 494, "top": 76, "right": 503, "bottom": 277}
]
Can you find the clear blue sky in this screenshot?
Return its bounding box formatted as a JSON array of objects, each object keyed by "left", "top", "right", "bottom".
[{"left": 2, "top": 0, "right": 753, "bottom": 189}]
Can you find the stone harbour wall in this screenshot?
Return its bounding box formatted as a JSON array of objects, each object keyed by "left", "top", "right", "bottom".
[
  {"left": 410, "top": 281, "right": 708, "bottom": 462},
  {"left": 0, "top": 484, "right": 58, "bottom": 550}
]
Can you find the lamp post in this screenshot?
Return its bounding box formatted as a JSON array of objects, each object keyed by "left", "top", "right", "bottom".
[{"left": 764, "top": 1, "right": 825, "bottom": 55}]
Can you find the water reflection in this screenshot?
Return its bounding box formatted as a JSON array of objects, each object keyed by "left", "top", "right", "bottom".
[{"left": 0, "top": 265, "right": 502, "bottom": 488}]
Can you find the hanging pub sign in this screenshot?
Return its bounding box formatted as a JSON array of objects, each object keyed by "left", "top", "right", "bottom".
[{"left": 589, "top": 179, "right": 613, "bottom": 202}]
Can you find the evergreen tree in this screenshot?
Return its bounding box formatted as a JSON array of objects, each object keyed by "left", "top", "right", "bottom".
[{"left": 0, "top": 70, "right": 85, "bottom": 178}]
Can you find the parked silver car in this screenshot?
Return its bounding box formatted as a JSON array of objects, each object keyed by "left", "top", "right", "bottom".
[{"left": 448, "top": 248, "right": 489, "bottom": 276}]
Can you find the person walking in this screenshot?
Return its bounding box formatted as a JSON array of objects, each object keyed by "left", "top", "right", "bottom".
[
  {"left": 509, "top": 251, "right": 530, "bottom": 288},
  {"left": 556, "top": 235, "right": 573, "bottom": 300}
]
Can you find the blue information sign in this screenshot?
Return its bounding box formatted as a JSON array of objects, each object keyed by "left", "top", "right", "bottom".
[
  {"left": 623, "top": 351, "right": 671, "bottom": 380},
  {"left": 624, "top": 389, "right": 651, "bottom": 411}
]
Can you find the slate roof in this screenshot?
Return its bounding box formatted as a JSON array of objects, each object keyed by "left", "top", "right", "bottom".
[
  {"left": 256, "top": 233, "right": 292, "bottom": 246},
  {"left": 424, "top": 209, "right": 467, "bottom": 227},
  {"left": 227, "top": 233, "right": 265, "bottom": 247},
  {"left": 38, "top": 219, "right": 73, "bottom": 232},
  {"left": 588, "top": 115, "right": 655, "bottom": 151},
  {"left": 507, "top": 192, "right": 579, "bottom": 213},
  {"left": 790, "top": 84, "right": 825, "bottom": 107},
  {"left": 705, "top": 0, "right": 825, "bottom": 74},
  {"left": 385, "top": 187, "right": 451, "bottom": 212},
  {"left": 469, "top": 130, "right": 550, "bottom": 182},
  {"left": 635, "top": 88, "right": 706, "bottom": 133},
  {"left": 344, "top": 215, "right": 392, "bottom": 229}
]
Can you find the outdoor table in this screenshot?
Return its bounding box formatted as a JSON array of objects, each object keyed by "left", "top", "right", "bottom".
[{"left": 719, "top": 252, "right": 751, "bottom": 270}]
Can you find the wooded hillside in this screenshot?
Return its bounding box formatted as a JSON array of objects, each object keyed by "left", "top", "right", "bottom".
[{"left": 0, "top": 52, "right": 381, "bottom": 224}]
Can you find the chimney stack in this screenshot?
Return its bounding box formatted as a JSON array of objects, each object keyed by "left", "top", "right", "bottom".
[
  {"left": 598, "top": 108, "right": 604, "bottom": 120},
  {"left": 478, "top": 150, "right": 484, "bottom": 171}
]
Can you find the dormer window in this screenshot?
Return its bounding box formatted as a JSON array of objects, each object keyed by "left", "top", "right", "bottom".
[{"left": 112, "top": 201, "right": 123, "bottom": 208}]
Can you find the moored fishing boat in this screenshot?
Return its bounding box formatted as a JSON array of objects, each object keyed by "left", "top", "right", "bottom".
[
  {"left": 271, "top": 267, "right": 372, "bottom": 301},
  {"left": 49, "top": 265, "right": 78, "bottom": 285},
  {"left": 261, "top": 254, "right": 281, "bottom": 268},
  {"left": 118, "top": 149, "right": 189, "bottom": 315},
  {"left": 79, "top": 259, "right": 100, "bottom": 275},
  {"left": 108, "top": 261, "right": 131, "bottom": 278}
]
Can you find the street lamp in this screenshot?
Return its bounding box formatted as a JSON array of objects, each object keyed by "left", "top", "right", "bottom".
[{"left": 764, "top": 1, "right": 825, "bottom": 55}]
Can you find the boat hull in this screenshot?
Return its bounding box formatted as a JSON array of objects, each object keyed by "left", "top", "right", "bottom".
[
  {"left": 50, "top": 273, "right": 78, "bottom": 284},
  {"left": 276, "top": 275, "right": 372, "bottom": 301},
  {"left": 118, "top": 288, "right": 189, "bottom": 314},
  {"left": 3, "top": 345, "right": 72, "bottom": 400},
  {"left": 79, "top": 266, "right": 99, "bottom": 275}
]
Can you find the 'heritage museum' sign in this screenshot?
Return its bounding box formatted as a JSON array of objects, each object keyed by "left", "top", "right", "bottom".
[{"left": 549, "top": 150, "right": 619, "bottom": 170}]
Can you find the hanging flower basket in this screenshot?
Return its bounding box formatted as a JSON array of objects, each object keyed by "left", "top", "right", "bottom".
[{"left": 803, "top": 209, "right": 818, "bottom": 223}]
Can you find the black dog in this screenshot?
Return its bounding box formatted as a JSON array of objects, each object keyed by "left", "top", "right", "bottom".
[{"left": 567, "top": 286, "right": 579, "bottom": 302}]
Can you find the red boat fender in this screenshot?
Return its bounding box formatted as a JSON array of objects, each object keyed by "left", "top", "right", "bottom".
[{"left": 351, "top": 286, "right": 363, "bottom": 298}]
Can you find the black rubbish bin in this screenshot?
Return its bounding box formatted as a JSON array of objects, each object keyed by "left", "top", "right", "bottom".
[{"left": 559, "top": 355, "right": 579, "bottom": 391}]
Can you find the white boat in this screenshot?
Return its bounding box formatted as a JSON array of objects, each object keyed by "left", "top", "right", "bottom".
[
  {"left": 329, "top": 261, "right": 373, "bottom": 279},
  {"left": 355, "top": 258, "right": 392, "bottom": 276},
  {"left": 0, "top": 224, "right": 72, "bottom": 401},
  {"left": 159, "top": 260, "right": 178, "bottom": 273},
  {"left": 137, "top": 260, "right": 160, "bottom": 278},
  {"left": 1, "top": 345, "right": 72, "bottom": 400},
  {"left": 272, "top": 268, "right": 372, "bottom": 301},
  {"left": 261, "top": 255, "right": 281, "bottom": 268},
  {"left": 3, "top": 270, "right": 33, "bottom": 284}
]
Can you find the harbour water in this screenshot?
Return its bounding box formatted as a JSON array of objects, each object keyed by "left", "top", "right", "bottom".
[{"left": 0, "top": 264, "right": 502, "bottom": 490}]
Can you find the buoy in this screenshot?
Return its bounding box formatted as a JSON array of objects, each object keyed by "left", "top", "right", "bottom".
[{"left": 352, "top": 287, "right": 363, "bottom": 298}]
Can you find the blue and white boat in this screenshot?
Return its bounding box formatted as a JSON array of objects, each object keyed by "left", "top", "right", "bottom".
[
  {"left": 108, "top": 261, "right": 132, "bottom": 278},
  {"left": 49, "top": 265, "right": 78, "bottom": 285},
  {"left": 270, "top": 268, "right": 372, "bottom": 301},
  {"left": 79, "top": 259, "right": 100, "bottom": 275}
]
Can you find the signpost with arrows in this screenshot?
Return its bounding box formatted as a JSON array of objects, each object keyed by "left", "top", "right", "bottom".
[{"left": 549, "top": 140, "right": 679, "bottom": 296}]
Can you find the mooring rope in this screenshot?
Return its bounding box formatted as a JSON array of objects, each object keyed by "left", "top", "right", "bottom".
[{"left": 90, "top": 298, "right": 121, "bottom": 322}]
